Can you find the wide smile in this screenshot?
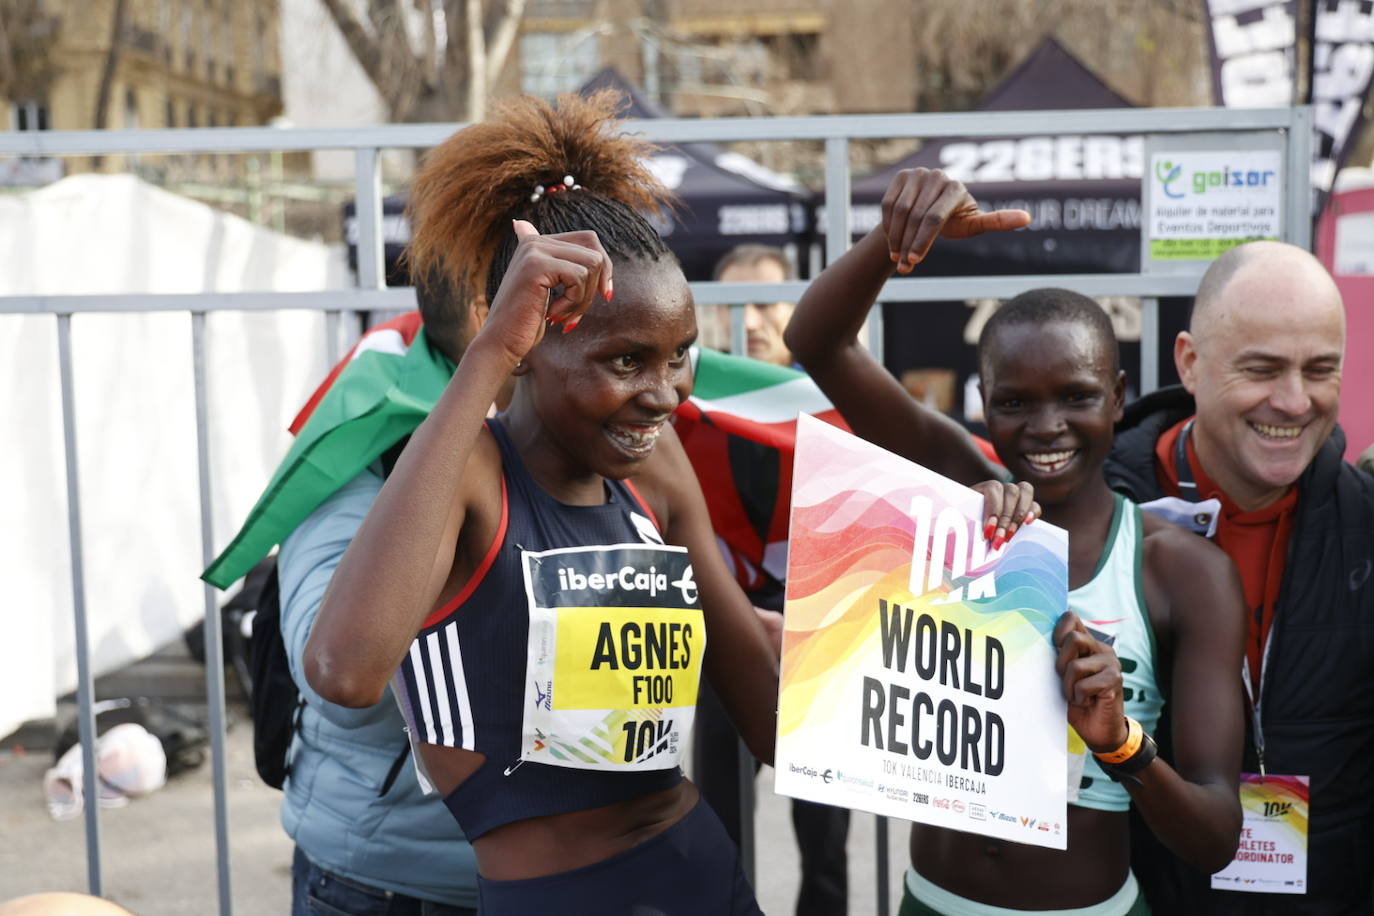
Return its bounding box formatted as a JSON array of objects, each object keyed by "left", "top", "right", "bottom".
[
  {"left": 1023, "top": 449, "right": 1081, "bottom": 476},
  {"left": 604, "top": 421, "right": 664, "bottom": 460},
  {"left": 1248, "top": 421, "right": 1305, "bottom": 442}
]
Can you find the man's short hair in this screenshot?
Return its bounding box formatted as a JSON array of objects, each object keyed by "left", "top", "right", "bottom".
[
  {"left": 978, "top": 287, "right": 1120, "bottom": 378},
  {"left": 712, "top": 244, "right": 797, "bottom": 282},
  {"left": 1189, "top": 241, "right": 1338, "bottom": 337},
  {"left": 413, "top": 267, "right": 472, "bottom": 362}
]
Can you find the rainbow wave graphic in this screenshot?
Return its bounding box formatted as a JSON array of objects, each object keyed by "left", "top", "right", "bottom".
[{"left": 781, "top": 416, "right": 1068, "bottom": 739}]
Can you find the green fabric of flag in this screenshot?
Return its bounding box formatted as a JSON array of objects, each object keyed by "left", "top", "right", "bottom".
[{"left": 201, "top": 329, "right": 453, "bottom": 589}]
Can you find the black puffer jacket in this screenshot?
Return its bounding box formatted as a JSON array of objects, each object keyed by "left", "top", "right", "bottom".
[{"left": 1107, "top": 386, "right": 1374, "bottom": 915}]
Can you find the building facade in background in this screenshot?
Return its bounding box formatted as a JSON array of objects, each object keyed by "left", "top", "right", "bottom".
[
  {"left": 516, "top": 0, "right": 915, "bottom": 118},
  {"left": 1, "top": 0, "right": 284, "bottom": 179}
]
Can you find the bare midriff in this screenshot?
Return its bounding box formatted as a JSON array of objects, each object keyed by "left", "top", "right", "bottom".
[
  {"left": 419, "top": 743, "right": 697, "bottom": 881},
  {"left": 910, "top": 806, "right": 1130, "bottom": 909}
]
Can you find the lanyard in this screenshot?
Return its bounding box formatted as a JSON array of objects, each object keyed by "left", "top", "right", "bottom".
[
  {"left": 1174, "top": 418, "right": 1199, "bottom": 499},
  {"left": 1240, "top": 636, "right": 1274, "bottom": 779},
  {"left": 1177, "top": 418, "right": 1269, "bottom": 777}
]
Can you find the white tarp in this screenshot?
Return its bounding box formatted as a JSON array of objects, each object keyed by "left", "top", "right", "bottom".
[{"left": 0, "top": 174, "right": 356, "bottom": 739}]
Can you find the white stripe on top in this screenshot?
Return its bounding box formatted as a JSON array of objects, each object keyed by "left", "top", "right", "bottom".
[
  {"left": 426, "top": 630, "right": 454, "bottom": 747},
  {"left": 444, "top": 623, "right": 475, "bottom": 751},
  {"left": 408, "top": 641, "right": 438, "bottom": 745}
]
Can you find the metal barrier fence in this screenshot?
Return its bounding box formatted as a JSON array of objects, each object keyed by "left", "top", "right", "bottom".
[{"left": 1, "top": 104, "right": 1312, "bottom": 915}]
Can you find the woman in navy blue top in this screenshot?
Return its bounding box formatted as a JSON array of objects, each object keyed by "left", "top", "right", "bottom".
[{"left": 303, "top": 91, "right": 785, "bottom": 914}]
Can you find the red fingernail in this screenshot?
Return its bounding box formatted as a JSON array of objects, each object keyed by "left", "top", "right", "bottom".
[
  {"left": 992, "top": 533, "right": 1006, "bottom": 551},
  {"left": 606, "top": 282, "right": 614, "bottom": 302},
  {"left": 562, "top": 317, "right": 580, "bottom": 334},
  {"left": 1024, "top": 512, "right": 1035, "bottom": 526},
  {"left": 984, "top": 523, "right": 996, "bottom": 540},
  {"left": 889, "top": 252, "right": 900, "bottom": 263}
]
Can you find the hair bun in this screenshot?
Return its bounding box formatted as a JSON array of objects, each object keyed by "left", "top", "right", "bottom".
[{"left": 406, "top": 91, "right": 675, "bottom": 301}]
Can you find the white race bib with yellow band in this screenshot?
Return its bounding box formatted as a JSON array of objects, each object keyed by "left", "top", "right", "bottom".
[{"left": 520, "top": 543, "right": 705, "bottom": 771}]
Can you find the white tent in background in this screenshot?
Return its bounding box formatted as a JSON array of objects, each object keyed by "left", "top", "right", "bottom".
[{"left": 0, "top": 174, "right": 352, "bottom": 739}]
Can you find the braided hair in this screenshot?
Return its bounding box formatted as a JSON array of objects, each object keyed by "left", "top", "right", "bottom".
[{"left": 406, "top": 90, "right": 676, "bottom": 306}]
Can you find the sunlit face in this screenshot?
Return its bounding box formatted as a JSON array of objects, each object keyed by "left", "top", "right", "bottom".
[
  {"left": 981, "top": 320, "right": 1124, "bottom": 509},
  {"left": 523, "top": 257, "right": 697, "bottom": 481},
  {"left": 719, "top": 258, "right": 795, "bottom": 366},
  {"left": 1177, "top": 257, "right": 1345, "bottom": 510}
]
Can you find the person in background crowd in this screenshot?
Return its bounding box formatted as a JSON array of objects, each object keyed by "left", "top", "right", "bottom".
[
  {"left": 280, "top": 271, "right": 484, "bottom": 915},
  {"left": 1105, "top": 240, "right": 1374, "bottom": 915},
  {"left": 715, "top": 244, "right": 798, "bottom": 367},
  {"left": 786, "top": 167, "right": 1246, "bottom": 916}
]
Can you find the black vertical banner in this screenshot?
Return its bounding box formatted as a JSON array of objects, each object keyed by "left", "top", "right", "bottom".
[
  {"left": 1309, "top": 0, "right": 1374, "bottom": 211},
  {"left": 1204, "top": 0, "right": 1300, "bottom": 107}
]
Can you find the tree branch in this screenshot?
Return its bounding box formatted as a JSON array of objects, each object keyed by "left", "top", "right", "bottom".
[
  {"left": 93, "top": 0, "right": 129, "bottom": 131},
  {"left": 483, "top": 0, "right": 526, "bottom": 89},
  {"left": 0, "top": 8, "right": 17, "bottom": 95},
  {"left": 465, "top": 0, "right": 486, "bottom": 120},
  {"left": 415, "top": 0, "right": 438, "bottom": 84},
  {"left": 319, "top": 0, "right": 400, "bottom": 103}
]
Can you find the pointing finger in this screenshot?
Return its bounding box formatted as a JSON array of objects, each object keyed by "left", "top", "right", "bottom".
[{"left": 954, "top": 209, "right": 1031, "bottom": 238}]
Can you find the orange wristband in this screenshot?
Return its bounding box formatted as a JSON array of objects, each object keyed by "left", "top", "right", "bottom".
[{"left": 1094, "top": 717, "right": 1143, "bottom": 764}]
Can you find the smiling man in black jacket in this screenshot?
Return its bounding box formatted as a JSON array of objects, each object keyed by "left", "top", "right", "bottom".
[{"left": 1106, "top": 240, "right": 1374, "bottom": 915}]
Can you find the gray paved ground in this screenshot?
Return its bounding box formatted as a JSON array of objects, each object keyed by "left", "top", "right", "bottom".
[{"left": 0, "top": 645, "right": 906, "bottom": 915}]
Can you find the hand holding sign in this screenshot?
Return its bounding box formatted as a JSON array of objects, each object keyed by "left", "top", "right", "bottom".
[
  {"left": 1054, "top": 612, "right": 1127, "bottom": 753},
  {"left": 972, "top": 479, "right": 1040, "bottom": 551}
]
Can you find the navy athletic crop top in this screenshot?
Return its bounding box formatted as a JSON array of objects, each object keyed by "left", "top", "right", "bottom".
[{"left": 393, "top": 418, "right": 693, "bottom": 840}]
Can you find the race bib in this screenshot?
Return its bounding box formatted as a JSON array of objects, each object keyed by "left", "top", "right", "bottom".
[
  {"left": 1211, "top": 774, "right": 1309, "bottom": 894},
  {"left": 520, "top": 543, "right": 704, "bottom": 771}
]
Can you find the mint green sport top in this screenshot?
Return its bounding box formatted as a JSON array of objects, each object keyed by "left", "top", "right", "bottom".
[{"left": 1071, "top": 494, "right": 1164, "bottom": 812}]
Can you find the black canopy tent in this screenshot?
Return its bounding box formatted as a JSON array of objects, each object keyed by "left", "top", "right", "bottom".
[
  {"left": 842, "top": 39, "right": 1184, "bottom": 407},
  {"left": 850, "top": 38, "right": 1142, "bottom": 275},
  {"left": 580, "top": 68, "right": 813, "bottom": 281},
  {"left": 343, "top": 68, "right": 813, "bottom": 285},
  {"left": 343, "top": 195, "right": 411, "bottom": 287}
]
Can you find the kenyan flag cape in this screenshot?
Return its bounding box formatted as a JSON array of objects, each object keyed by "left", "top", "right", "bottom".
[
  {"left": 202, "top": 313, "right": 446, "bottom": 589},
  {"left": 673, "top": 352, "right": 848, "bottom": 596},
  {"left": 203, "top": 311, "right": 980, "bottom": 599}
]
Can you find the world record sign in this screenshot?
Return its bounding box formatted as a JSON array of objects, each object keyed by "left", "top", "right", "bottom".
[{"left": 774, "top": 416, "right": 1069, "bottom": 849}]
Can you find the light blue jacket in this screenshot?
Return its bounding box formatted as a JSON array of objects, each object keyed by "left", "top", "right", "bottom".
[{"left": 278, "top": 469, "right": 478, "bottom": 906}]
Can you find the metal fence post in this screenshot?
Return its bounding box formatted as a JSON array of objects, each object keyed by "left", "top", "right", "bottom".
[
  {"left": 1140, "top": 298, "right": 1159, "bottom": 395},
  {"left": 192, "top": 311, "right": 234, "bottom": 915},
  {"left": 56, "top": 312, "right": 102, "bottom": 896},
  {"left": 730, "top": 303, "right": 747, "bottom": 357},
  {"left": 736, "top": 737, "right": 757, "bottom": 884},
  {"left": 876, "top": 814, "right": 891, "bottom": 916},
  {"left": 354, "top": 148, "right": 384, "bottom": 293},
  {"left": 1285, "top": 105, "right": 1314, "bottom": 252}
]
